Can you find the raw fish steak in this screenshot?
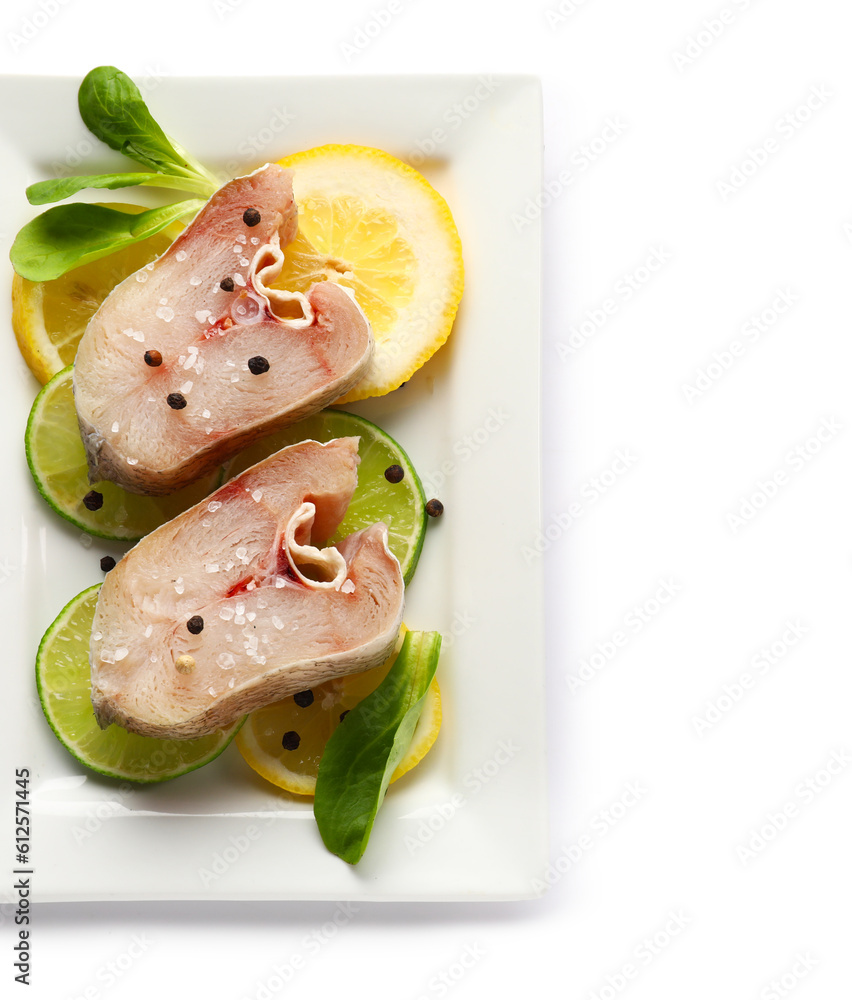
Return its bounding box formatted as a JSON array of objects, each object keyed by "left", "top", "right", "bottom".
[
  {"left": 74, "top": 164, "right": 373, "bottom": 495},
  {"left": 90, "top": 437, "right": 404, "bottom": 738}
]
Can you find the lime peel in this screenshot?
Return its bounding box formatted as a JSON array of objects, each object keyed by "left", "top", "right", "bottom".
[{"left": 37, "top": 585, "right": 241, "bottom": 783}]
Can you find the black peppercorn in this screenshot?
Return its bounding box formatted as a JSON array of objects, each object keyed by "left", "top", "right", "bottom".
[
  {"left": 186, "top": 615, "right": 204, "bottom": 634},
  {"left": 248, "top": 356, "right": 270, "bottom": 375},
  {"left": 83, "top": 490, "right": 104, "bottom": 511}
]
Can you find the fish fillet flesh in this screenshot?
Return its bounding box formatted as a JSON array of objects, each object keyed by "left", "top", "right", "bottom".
[
  {"left": 74, "top": 164, "right": 373, "bottom": 495},
  {"left": 89, "top": 437, "right": 404, "bottom": 738}
]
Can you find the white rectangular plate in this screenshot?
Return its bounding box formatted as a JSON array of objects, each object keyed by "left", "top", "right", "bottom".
[{"left": 0, "top": 73, "right": 545, "bottom": 901}]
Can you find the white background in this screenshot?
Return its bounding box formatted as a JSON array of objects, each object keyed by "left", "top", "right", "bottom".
[{"left": 3, "top": 0, "right": 851, "bottom": 997}]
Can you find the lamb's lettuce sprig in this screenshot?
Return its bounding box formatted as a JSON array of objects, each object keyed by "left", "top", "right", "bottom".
[{"left": 11, "top": 67, "right": 219, "bottom": 282}]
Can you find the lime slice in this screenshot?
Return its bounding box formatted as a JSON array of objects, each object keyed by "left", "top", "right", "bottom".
[
  {"left": 227, "top": 409, "right": 427, "bottom": 583},
  {"left": 36, "top": 585, "right": 241, "bottom": 782},
  {"left": 25, "top": 365, "right": 221, "bottom": 541}
]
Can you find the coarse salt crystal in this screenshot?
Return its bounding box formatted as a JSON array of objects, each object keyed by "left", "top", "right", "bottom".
[
  {"left": 201, "top": 518, "right": 211, "bottom": 528},
  {"left": 233, "top": 244, "right": 242, "bottom": 253},
  {"left": 195, "top": 310, "right": 211, "bottom": 324},
  {"left": 341, "top": 579, "right": 355, "bottom": 594},
  {"left": 156, "top": 306, "right": 175, "bottom": 322},
  {"left": 250, "top": 237, "right": 260, "bottom": 245},
  {"left": 202, "top": 409, "right": 211, "bottom": 419},
  {"left": 217, "top": 653, "right": 235, "bottom": 669},
  {"left": 246, "top": 611, "right": 256, "bottom": 623},
  {"left": 115, "top": 647, "right": 128, "bottom": 661},
  {"left": 175, "top": 250, "right": 187, "bottom": 261},
  {"left": 275, "top": 578, "right": 286, "bottom": 588},
  {"left": 219, "top": 607, "right": 234, "bottom": 621},
  {"left": 181, "top": 381, "right": 193, "bottom": 393},
  {"left": 190, "top": 276, "right": 203, "bottom": 286},
  {"left": 207, "top": 501, "right": 222, "bottom": 512},
  {"left": 92, "top": 631, "right": 103, "bottom": 641},
  {"left": 135, "top": 272, "right": 148, "bottom": 283},
  {"left": 246, "top": 580, "right": 256, "bottom": 591},
  {"left": 174, "top": 577, "right": 185, "bottom": 595},
  {"left": 272, "top": 616, "right": 284, "bottom": 630},
  {"left": 144, "top": 625, "right": 153, "bottom": 638},
  {"left": 251, "top": 489, "right": 263, "bottom": 502},
  {"left": 239, "top": 257, "right": 250, "bottom": 267},
  {"left": 234, "top": 615, "right": 246, "bottom": 626},
  {"left": 233, "top": 273, "right": 246, "bottom": 287},
  {"left": 79, "top": 533, "right": 93, "bottom": 549},
  {"left": 231, "top": 374, "right": 240, "bottom": 382},
  {"left": 111, "top": 421, "right": 119, "bottom": 433},
  {"left": 206, "top": 563, "right": 219, "bottom": 573},
  {"left": 236, "top": 234, "right": 246, "bottom": 244},
  {"left": 126, "top": 457, "right": 139, "bottom": 466}
]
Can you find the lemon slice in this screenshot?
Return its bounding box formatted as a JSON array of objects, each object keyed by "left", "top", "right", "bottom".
[
  {"left": 274, "top": 145, "right": 464, "bottom": 401},
  {"left": 37, "top": 585, "right": 242, "bottom": 782},
  {"left": 12, "top": 206, "right": 182, "bottom": 385},
  {"left": 236, "top": 627, "right": 441, "bottom": 796}
]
